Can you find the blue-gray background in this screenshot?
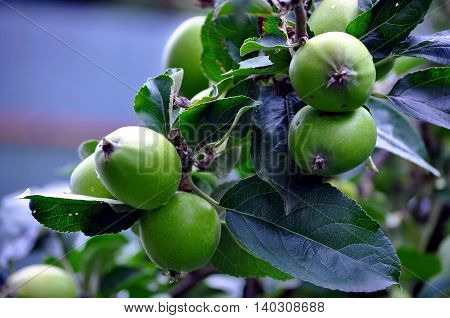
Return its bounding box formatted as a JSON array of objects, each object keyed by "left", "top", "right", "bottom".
[{"left": 0, "top": 0, "right": 204, "bottom": 197}]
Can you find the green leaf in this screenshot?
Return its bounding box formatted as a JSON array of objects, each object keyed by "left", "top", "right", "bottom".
[
  {"left": 215, "top": 0, "right": 274, "bottom": 18},
  {"left": 397, "top": 246, "right": 441, "bottom": 282},
  {"left": 80, "top": 234, "right": 129, "bottom": 294},
  {"left": 201, "top": 12, "right": 239, "bottom": 82},
  {"left": 251, "top": 93, "right": 306, "bottom": 212},
  {"left": 221, "top": 176, "right": 401, "bottom": 293},
  {"left": 393, "top": 30, "right": 450, "bottom": 65},
  {"left": 19, "top": 191, "right": 142, "bottom": 236},
  {"left": 386, "top": 67, "right": 450, "bottom": 129},
  {"left": 77, "top": 139, "right": 99, "bottom": 160},
  {"left": 224, "top": 49, "right": 291, "bottom": 77},
  {"left": 214, "top": 14, "right": 260, "bottom": 51},
  {"left": 99, "top": 266, "right": 156, "bottom": 297},
  {"left": 261, "top": 16, "right": 285, "bottom": 37},
  {"left": 179, "top": 96, "right": 257, "bottom": 147},
  {"left": 367, "top": 97, "right": 440, "bottom": 177},
  {"left": 346, "top": 0, "right": 432, "bottom": 60},
  {"left": 134, "top": 68, "right": 183, "bottom": 135},
  {"left": 240, "top": 35, "right": 294, "bottom": 56},
  {"left": 211, "top": 223, "right": 291, "bottom": 280}
]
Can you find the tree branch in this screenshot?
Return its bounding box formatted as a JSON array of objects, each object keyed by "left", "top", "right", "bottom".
[{"left": 294, "top": 0, "right": 308, "bottom": 43}]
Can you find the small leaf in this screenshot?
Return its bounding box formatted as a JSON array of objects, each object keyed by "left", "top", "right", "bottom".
[
  {"left": 77, "top": 139, "right": 99, "bottom": 160},
  {"left": 211, "top": 223, "right": 291, "bottom": 280},
  {"left": 134, "top": 69, "right": 182, "bottom": 135},
  {"left": 367, "top": 97, "right": 440, "bottom": 176},
  {"left": 221, "top": 176, "right": 401, "bottom": 292},
  {"left": 224, "top": 49, "right": 291, "bottom": 77},
  {"left": 240, "top": 35, "right": 293, "bottom": 56},
  {"left": 386, "top": 67, "right": 450, "bottom": 129},
  {"left": 18, "top": 191, "right": 142, "bottom": 236},
  {"left": 179, "top": 96, "right": 257, "bottom": 147},
  {"left": 201, "top": 12, "right": 238, "bottom": 82},
  {"left": 261, "top": 16, "right": 285, "bottom": 37},
  {"left": 393, "top": 30, "right": 450, "bottom": 65},
  {"left": 347, "top": 0, "right": 432, "bottom": 60}
]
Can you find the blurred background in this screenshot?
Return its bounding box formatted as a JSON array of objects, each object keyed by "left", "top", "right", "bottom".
[
  {"left": 0, "top": 0, "right": 449, "bottom": 298},
  {"left": 0, "top": 0, "right": 205, "bottom": 197}
]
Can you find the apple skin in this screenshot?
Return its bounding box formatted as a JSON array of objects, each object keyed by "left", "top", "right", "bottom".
[
  {"left": 70, "top": 154, "right": 114, "bottom": 199},
  {"left": 162, "top": 16, "right": 209, "bottom": 99},
  {"left": 7, "top": 265, "right": 77, "bottom": 298},
  {"left": 309, "top": 0, "right": 360, "bottom": 35},
  {"left": 289, "top": 32, "right": 376, "bottom": 112},
  {"left": 94, "top": 126, "right": 181, "bottom": 210},
  {"left": 139, "top": 191, "right": 221, "bottom": 272},
  {"left": 288, "top": 106, "right": 377, "bottom": 176}
]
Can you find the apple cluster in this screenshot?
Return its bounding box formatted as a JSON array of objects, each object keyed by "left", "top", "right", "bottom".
[
  {"left": 288, "top": 0, "right": 378, "bottom": 176},
  {"left": 71, "top": 126, "right": 221, "bottom": 273}
]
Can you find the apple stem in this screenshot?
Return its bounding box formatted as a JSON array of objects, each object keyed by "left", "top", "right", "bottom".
[{"left": 101, "top": 138, "right": 115, "bottom": 164}]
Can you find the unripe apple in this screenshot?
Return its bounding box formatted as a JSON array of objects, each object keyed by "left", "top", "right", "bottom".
[
  {"left": 289, "top": 106, "right": 377, "bottom": 176},
  {"left": 70, "top": 154, "right": 114, "bottom": 199},
  {"left": 139, "top": 191, "right": 221, "bottom": 272},
  {"left": 289, "top": 32, "right": 375, "bottom": 112},
  {"left": 6, "top": 265, "right": 77, "bottom": 298},
  {"left": 309, "top": 0, "right": 360, "bottom": 35},
  {"left": 162, "top": 16, "right": 209, "bottom": 98},
  {"left": 94, "top": 126, "right": 181, "bottom": 210}
]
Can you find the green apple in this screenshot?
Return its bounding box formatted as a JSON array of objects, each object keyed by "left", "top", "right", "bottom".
[
  {"left": 7, "top": 265, "right": 77, "bottom": 298},
  {"left": 289, "top": 106, "right": 377, "bottom": 176},
  {"left": 70, "top": 154, "right": 114, "bottom": 199},
  {"left": 309, "top": 0, "right": 360, "bottom": 35},
  {"left": 162, "top": 16, "right": 209, "bottom": 98},
  {"left": 139, "top": 191, "right": 221, "bottom": 272},
  {"left": 95, "top": 126, "right": 181, "bottom": 210},
  {"left": 289, "top": 32, "right": 375, "bottom": 112}
]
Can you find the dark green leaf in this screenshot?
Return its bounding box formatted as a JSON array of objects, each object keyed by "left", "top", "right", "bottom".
[
  {"left": 240, "top": 35, "right": 293, "bottom": 56},
  {"left": 221, "top": 176, "right": 401, "bottom": 292},
  {"left": 215, "top": 15, "right": 260, "bottom": 50},
  {"left": 251, "top": 93, "right": 306, "bottom": 212},
  {"left": 261, "top": 16, "right": 285, "bottom": 37},
  {"left": 347, "top": 0, "right": 432, "bottom": 60},
  {"left": 226, "top": 78, "right": 260, "bottom": 100},
  {"left": 224, "top": 49, "right": 291, "bottom": 77},
  {"left": 134, "top": 69, "right": 182, "bottom": 135},
  {"left": 211, "top": 223, "right": 292, "bottom": 280},
  {"left": 77, "top": 139, "right": 99, "bottom": 160},
  {"left": 397, "top": 246, "right": 441, "bottom": 282},
  {"left": 367, "top": 97, "right": 440, "bottom": 176},
  {"left": 179, "top": 96, "right": 257, "bottom": 147},
  {"left": 201, "top": 12, "right": 237, "bottom": 82},
  {"left": 393, "top": 30, "right": 450, "bottom": 65},
  {"left": 386, "top": 67, "right": 450, "bottom": 129},
  {"left": 19, "top": 191, "right": 142, "bottom": 236}
]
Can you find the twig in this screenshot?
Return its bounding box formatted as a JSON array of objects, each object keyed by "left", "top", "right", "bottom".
[{"left": 294, "top": 0, "right": 308, "bottom": 43}]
